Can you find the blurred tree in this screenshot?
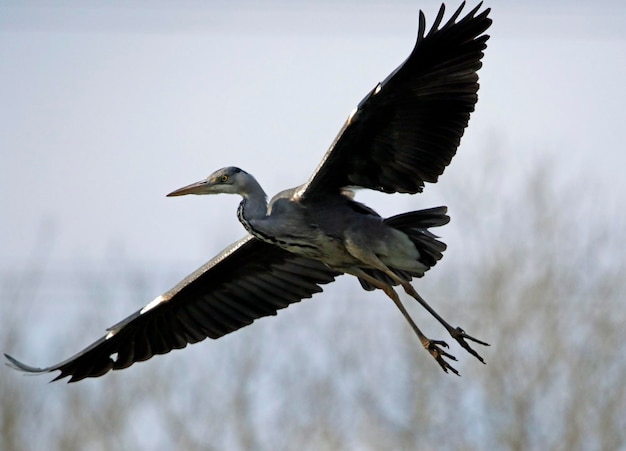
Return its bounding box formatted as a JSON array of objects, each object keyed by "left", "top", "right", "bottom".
[{"left": 2, "top": 150, "right": 625, "bottom": 450}]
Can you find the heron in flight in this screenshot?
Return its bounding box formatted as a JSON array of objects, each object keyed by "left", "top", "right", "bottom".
[{"left": 5, "top": 2, "right": 491, "bottom": 382}]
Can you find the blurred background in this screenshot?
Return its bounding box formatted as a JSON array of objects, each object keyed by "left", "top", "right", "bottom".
[{"left": 1, "top": 1, "right": 625, "bottom": 449}]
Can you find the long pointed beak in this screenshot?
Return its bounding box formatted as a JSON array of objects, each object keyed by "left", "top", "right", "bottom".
[{"left": 166, "top": 180, "right": 209, "bottom": 197}]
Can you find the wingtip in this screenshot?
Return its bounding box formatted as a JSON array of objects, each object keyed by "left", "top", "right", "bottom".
[
  {"left": 5, "top": 352, "right": 22, "bottom": 370},
  {"left": 417, "top": 9, "right": 427, "bottom": 40},
  {"left": 4, "top": 352, "right": 47, "bottom": 374}
]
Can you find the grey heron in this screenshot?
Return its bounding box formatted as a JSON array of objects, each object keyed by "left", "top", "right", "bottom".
[{"left": 5, "top": 2, "right": 492, "bottom": 382}]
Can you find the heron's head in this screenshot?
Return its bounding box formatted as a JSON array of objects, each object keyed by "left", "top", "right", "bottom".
[{"left": 167, "top": 167, "right": 251, "bottom": 197}]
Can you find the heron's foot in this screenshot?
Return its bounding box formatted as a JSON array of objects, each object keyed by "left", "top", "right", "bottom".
[
  {"left": 425, "top": 339, "right": 460, "bottom": 376},
  {"left": 449, "top": 327, "right": 490, "bottom": 364}
]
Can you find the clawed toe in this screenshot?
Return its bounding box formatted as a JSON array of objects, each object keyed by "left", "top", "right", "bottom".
[
  {"left": 425, "top": 339, "right": 460, "bottom": 376},
  {"left": 450, "top": 327, "right": 490, "bottom": 364}
]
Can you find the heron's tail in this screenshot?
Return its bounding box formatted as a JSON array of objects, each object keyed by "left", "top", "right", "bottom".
[
  {"left": 358, "top": 206, "right": 449, "bottom": 290},
  {"left": 384, "top": 206, "right": 449, "bottom": 267}
]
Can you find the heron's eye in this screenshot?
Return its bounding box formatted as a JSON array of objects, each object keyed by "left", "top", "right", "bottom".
[{"left": 221, "top": 175, "right": 229, "bottom": 183}]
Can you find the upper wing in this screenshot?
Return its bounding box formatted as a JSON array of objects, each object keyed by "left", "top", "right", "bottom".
[
  {"left": 298, "top": 2, "right": 492, "bottom": 200},
  {"left": 5, "top": 236, "right": 339, "bottom": 382}
]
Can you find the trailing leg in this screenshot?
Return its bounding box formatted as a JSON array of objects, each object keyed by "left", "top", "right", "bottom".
[
  {"left": 351, "top": 269, "right": 460, "bottom": 376},
  {"left": 399, "top": 282, "right": 489, "bottom": 364}
]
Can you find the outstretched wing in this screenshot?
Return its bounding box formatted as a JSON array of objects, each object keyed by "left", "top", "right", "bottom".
[
  {"left": 5, "top": 236, "right": 339, "bottom": 382},
  {"left": 298, "top": 2, "right": 491, "bottom": 200}
]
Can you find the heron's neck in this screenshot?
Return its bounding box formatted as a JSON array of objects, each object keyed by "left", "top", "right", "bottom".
[{"left": 236, "top": 178, "right": 268, "bottom": 226}]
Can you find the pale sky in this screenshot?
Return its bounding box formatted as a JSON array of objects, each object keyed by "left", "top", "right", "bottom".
[
  {"left": 2, "top": 3, "right": 626, "bottom": 447},
  {"left": 1, "top": 0, "right": 625, "bottom": 276}
]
